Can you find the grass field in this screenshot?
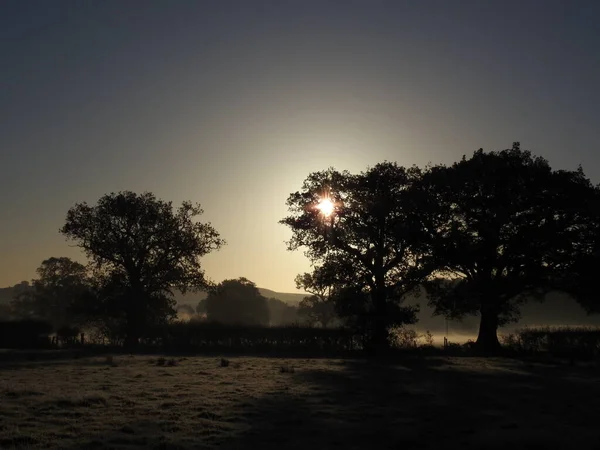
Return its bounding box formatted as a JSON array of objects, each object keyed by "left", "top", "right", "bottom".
[{"left": 1, "top": 354, "right": 599, "bottom": 449}]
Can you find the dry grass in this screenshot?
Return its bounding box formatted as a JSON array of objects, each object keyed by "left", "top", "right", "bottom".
[{"left": 0, "top": 354, "right": 599, "bottom": 449}]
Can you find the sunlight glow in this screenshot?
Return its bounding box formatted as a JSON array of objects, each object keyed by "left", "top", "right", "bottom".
[{"left": 317, "top": 198, "right": 335, "bottom": 217}]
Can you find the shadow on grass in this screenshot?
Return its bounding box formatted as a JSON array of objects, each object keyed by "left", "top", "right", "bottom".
[{"left": 221, "top": 357, "right": 600, "bottom": 450}]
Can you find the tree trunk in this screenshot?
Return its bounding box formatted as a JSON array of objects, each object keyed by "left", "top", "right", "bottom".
[
  {"left": 476, "top": 305, "right": 501, "bottom": 355},
  {"left": 125, "top": 290, "right": 142, "bottom": 350},
  {"left": 368, "top": 284, "right": 389, "bottom": 357}
]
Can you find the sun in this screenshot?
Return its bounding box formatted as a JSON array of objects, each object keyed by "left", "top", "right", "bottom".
[{"left": 316, "top": 198, "right": 335, "bottom": 217}]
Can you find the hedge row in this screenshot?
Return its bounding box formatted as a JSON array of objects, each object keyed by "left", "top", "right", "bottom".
[{"left": 502, "top": 326, "right": 600, "bottom": 359}]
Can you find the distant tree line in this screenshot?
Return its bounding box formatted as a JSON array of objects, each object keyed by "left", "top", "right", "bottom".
[{"left": 1, "top": 143, "right": 599, "bottom": 356}]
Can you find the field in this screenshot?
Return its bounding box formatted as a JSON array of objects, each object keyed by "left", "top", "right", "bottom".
[{"left": 1, "top": 354, "right": 599, "bottom": 449}]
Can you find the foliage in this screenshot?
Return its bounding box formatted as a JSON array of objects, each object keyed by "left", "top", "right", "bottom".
[
  {"left": 388, "top": 327, "right": 435, "bottom": 349},
  {"left": 501, "top": 326, "right": 600, "bottom": 359},
  {"left": 266, "top": 297, "right": 299, "bottom": 326},
  {"left": 281, "top": 162, "right": 442, "bottom": 354},
  {"left": 331, "top": 286, "right": 419, "bottom": 341},
  {"left": 422, "top": 143, "right": 599, "bottom": 354},
  {"left": 196, "top": 298, "right": 207, "bottom": 315},
  {"left": 0, "top": 320, "right": 53, "bottom": 349},
  {"left": 295, "top": 269, "right": 337, "bottom": 327},
  {"left": 297, "top": 295, "right": 336, "bottom": 327},
  {"left": 149, "top": 321, "right": 357, "bottom": 355},
  {"left": 10, "top": 257, "right": 91, "bottom": 328},
  {"left": 205, "top": 278, "right": 270, "bottom": 326},
  {"left": 60, "top": 191, "right": 224, "bottom": 345}
]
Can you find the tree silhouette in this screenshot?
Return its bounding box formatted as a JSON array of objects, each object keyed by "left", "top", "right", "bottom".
[
  {"left": 281, "top": 163, "right": 441, "bottom": 355},
  {"left": 205, "top": 278, "right": 270, "bottom": 326},
  {"left": 11, "top": 257, "right": 91, "bottom": 329},
  {"left": 423, "top": 143, "right": 598, "bottom": 354},
  {"left": 266, "top": 297, "right": 299, "bottom": 326},
  {"left": 552, "top": 190, "right": 600, "bottom": 315},
  {"left": 60, "top": 191, "right": 224, "bottom": 346},
  {"left": 295, "top": 270, "right": 337, "bottom": 327}
]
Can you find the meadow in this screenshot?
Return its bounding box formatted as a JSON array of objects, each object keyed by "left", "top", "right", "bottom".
[{"left": 1, "top": 353, "right": 599, "bottom": 449}]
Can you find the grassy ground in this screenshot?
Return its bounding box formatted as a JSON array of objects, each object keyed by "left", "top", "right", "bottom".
[{"left": 0, "top": 354, "right": 599, "bottom": 449}]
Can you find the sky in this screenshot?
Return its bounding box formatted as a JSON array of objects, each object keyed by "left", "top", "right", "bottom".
[{"left": 1, "top": 0, "right": 600, "bottom": 292}]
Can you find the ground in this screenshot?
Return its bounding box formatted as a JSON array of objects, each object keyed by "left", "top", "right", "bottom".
[{"left": 0, "top": 354, "right": 599, "bottom": 449}]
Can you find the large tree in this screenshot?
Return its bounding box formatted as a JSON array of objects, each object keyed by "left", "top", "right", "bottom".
[
  {"left": 60, "top": 191, "right": 224, "bottom": 346},
  {"left": 11, "top": 257, "right": 91, "bottom": 329},
  {"left": 281, "top": 162, "right": 442, "bottom": 354},
  {"left": 205, "top": 278, "right": 270, "bottom": 326},
  {"left": 423, "top": 143, "right": 598, "bottom": 354}
]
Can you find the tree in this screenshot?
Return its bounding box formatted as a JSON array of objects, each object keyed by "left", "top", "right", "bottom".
[
  {"left": 205, "top": 278, "right": 270, "bottom": 326},
  {"left": 60, "top": 191, "right": 224, "bottom": 346},
  {"left": 552, "top": 191, "right": 600, "bottom": 315},
  {"left": 11, "top": 257, "right": 91, "bottom": 329},
  {"left": 0, "top": 282, "right": 30, "bottom": 320},
  {"left": 423, "top": 143, "right": 598, "bottom": 354},
  {"left": 295, "top": 270, "right": 337, "bottom": 327},
  {"left": 266, "top": 298, "right": 299, "bottom": 326},
  {"left": 196, "top": 298, "right": 207, "bottom": 315},
  {"left": 298, "top": 295, "right": 336, "bottom": 327},
  {"left": 281, "top": 163, "right": 441, "bottom": 354}
]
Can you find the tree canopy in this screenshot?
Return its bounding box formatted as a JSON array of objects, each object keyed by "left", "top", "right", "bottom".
[
  {"left": 423, "top": 143, "right": 599, "bottom": 353},
  {"left": 281, "top": 162, "right": 442, "bottom": 354},
  {"left": 60, "top": 191, "right": 224, "bottom": 345},
  {"left": 205, "top": 278, "right": 270, "bottom": 326},
  {"left": 11, "top": 257, "right": 91, "bottom": 329},
  {"left": 295, "top": 269, "right": 337, "bottom": 327}
]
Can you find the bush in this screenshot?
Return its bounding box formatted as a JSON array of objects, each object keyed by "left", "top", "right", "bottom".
[
  {"left": 0, "top": 320, "right": 53, "bottom": 349},
  {"left": 151, "top": 321, "right": 357, "bottom": 356},
  {"left": 389, "top": 327, "right": 419, "bottom": 349},
  {"left": 389, "top": 327, "right": 436, "bottom": 350},
  {"left": 501, "top": 326, "right": 600, "bottom": 359}
]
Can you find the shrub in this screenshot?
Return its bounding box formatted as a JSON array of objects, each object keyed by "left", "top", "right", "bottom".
[
  {"left": 0, "top": 320, "right": 53, "bottom": 349},
  {"left": 502, "top": 326, "right": 600, "bottom": 359}
]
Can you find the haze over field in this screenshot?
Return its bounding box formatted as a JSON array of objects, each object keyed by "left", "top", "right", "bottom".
[{"left": 2, "top": 1, "right": 600, "bottom": 294}]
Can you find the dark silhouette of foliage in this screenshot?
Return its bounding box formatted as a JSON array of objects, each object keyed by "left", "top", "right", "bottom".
[
  {"left": 154, "top": 321, "right": 356, "bottom": 355},
  {"left": 0, "top": 281, "right": 30, "bottom": 320},
  {"left": 551, "top": 190, "right": 600, "bottom": 315},
  {"left": 196, "top": 298, "right": 207, "bottom": 315},
  {"left": 295, "top": 270, "right": 337, "bottom": 327},
  {"left": 10, "top": 257, "right": 91, "bottom": 329},
  {"left": 266, "top": 297, "right": 299, "bottom": 326},
  {"left": 281, "top": 163, "right": 441, "bottom": 355},
  {"left": 0, "top": 319, "right": 53, "bottom": 349},
  {"left": 60, "top": 191, "right": 224, "bottom": 347},
  {"left": 297, "top": 295, "right": 336, "bottom": 327},
  {"left": 423, "top": 143, "right": 599, "bottom": 354},
  {"left": 205, "top": 278, "right": 270, "bottom": 326},
  {"left": 502, "top": 326, "right": 600, "bottom": 360}
]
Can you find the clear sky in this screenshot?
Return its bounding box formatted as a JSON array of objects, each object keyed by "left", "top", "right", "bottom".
[{"left": 1, "top": 0, "right": 600, "bottom": 292}]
